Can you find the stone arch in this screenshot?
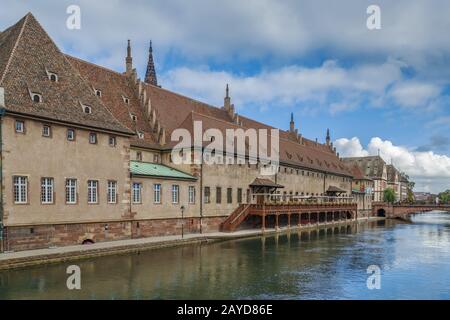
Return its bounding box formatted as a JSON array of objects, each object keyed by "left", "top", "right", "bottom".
[{"left": 377, "top": 208, "right": 386, "bottom": 217}]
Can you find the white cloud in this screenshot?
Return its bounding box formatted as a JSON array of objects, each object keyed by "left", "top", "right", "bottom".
[
  {"left": 390, "top": 81, "right": 441, "bottom": 107},
  {"left": 334, "top": 138, "right": 369, "bottom": 157},
  {"left": 160, "top": 60, "right": 403, "bottom": 113},
  {"left": 335, "top": 137, "right": 450, "bottom": 193}
]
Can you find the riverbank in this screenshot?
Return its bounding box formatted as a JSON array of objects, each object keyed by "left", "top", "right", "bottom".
[{"left": 0, "top": 217, "right": 383, "bottom": 270}]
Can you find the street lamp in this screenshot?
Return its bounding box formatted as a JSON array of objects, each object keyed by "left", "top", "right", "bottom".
[{"left": 180, "top": 205, "right": 185, "bottom": 239}]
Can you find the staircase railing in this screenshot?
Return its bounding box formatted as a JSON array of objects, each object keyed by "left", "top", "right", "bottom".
[{"left": 221, "top": 204, "right": 252, "bottom": 232}]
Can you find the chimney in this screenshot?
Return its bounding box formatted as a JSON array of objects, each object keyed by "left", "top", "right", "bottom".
[{"left": 0, "top": 87, "right": 4, "bottom": 108}]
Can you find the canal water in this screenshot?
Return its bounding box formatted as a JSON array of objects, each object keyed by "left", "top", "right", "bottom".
[{"left": 1, "top": 211, "right": 450, "bottom": 300}]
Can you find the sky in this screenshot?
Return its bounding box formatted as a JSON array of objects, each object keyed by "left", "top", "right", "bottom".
[{"left": 1, "top": 0, "right": 449, "bottom": 193}]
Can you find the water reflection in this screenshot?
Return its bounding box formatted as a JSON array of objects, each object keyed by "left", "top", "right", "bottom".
[{"left": 1, "top": 212, "right": 450, "bottom": 299}]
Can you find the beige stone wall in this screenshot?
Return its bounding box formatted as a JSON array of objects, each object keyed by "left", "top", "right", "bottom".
[
  {"left": 131, "top": 177, "right": 199, "bottom": 220},
  {"left": 2, "top": 115, "right": 131, "bottom": 226}
]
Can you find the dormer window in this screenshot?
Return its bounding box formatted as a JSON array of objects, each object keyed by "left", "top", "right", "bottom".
[
  {"left": 137, "top": 131, "right": 144, "bottom": 139},
  {"left": 123, "top": 96, "right": 130, "bottom": 104},
  {"left": 48, "top": 73, "right": 58, "bottom": 82},
  {"left": 82, "top": 105, "right": 92, "bottom": 114},
  {"left": 130, "top": 114, "right": 137, "bottom": 122},
  {"left": 31, "top": 93, "right": 42, "bottom": 103},
  {"left": 94, "top": 89, "right": 102, "bottom": 97}
]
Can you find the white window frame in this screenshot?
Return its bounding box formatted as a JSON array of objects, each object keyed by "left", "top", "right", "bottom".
[
  {"left": 88, "top": 180, "right": 98, "bottom": 204},
  {"left": 42, "top": 124, "right": 51, "bottom": 137},
  {"left": 109, "top": 136, "right": 117, "bottom": 147},
  {"left": 172, "top": 185, "right": 179, "bottom": 204},
  {"left": 41, "top": 177, "right": 54, "bottom": 204},
  {"left": 66, "top": 179, "right": 77, "bottom": 204},
  {"left": 188, "top": 186, "right": 195, "bottom": 204},
  {"left": 67, "top": 128, "right": 75, "bottom": 141},
  {"left": 15, "top": 120, "right": 24, "bottom": 133},
  {"left": 107, "top": 181, "right": 118, "bottom": 204},
  {"left": 132, "top": 182, "right": 142, "bottom": 204},
  {"left": 13, "top": 176, "right": 27, "bottom": 204},
  {"left": 153, "top": 183, "right": 161, "bottom": 204},
  {"left": 89, "top": 132, "right": 97, "bottom": 144}
]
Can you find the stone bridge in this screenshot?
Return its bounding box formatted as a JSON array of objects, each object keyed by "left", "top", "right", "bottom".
[{"left": 372, "top": 203, "right": 450, "bottom": 219}]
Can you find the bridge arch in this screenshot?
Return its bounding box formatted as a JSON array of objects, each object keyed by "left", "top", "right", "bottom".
[{"left": 377, "top": 208, "right": 386, "bottom": 217}]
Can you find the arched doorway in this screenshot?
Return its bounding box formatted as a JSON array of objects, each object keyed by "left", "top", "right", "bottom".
[{"left": 377, "top": 208, "right": 386, "bottom": 217}]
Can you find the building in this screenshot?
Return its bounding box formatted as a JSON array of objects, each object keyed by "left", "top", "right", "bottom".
[
  {"left": 386, "top": 164, "right": 400, "bottom": 202},
  {"left": 348, "top": 164, "right": 374, "bottom": 218},
  {"left": 342, "top": 156, "right": 387, "bottom": 202},
  {"left": 399, "top": 173, "right": 410, "bottom": 202},
  {"left": 0, "top": 13, "right": 354, "bottom": 252}
]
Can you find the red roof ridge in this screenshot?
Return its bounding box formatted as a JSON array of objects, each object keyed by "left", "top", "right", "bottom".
[
  {"left": 142, "top": 81, "right": 230, "bottom": 117},
  {"left": 0, "top": 13, "right": 29, "bottom": 85},
  {"left": 65, "top": 54, "right": 128, "bottom": 78}
]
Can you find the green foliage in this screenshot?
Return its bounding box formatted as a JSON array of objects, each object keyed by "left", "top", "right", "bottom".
[
  {"left": 383, "top": 188, "right": 396, "bottom": 204},
  {"left": 438, "top": 189, "right": 450, "bottom": 204}
]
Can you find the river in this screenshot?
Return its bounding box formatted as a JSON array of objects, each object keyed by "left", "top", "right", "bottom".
[{"left": 1, "top": 211, "right": 450, "bottom": 299}]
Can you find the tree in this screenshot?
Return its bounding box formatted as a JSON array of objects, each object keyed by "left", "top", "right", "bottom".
[
  {"left": 438, "top": 190, "right": 450, "bottom": 204},
  {"left": 383, "top": 188, "right": 396, "bottom": 204},
  {"left": 407, "top": 189, "right": 415, "bottom": 203}
]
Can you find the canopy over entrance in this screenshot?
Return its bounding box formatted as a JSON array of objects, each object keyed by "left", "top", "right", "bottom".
[{"left": 326, "top": 185, "right": 347, "bottom": 195}]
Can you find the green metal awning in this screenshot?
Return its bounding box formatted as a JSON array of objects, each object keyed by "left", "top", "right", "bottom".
[{"left": 130, "top": 161, "right": 197, "bottom": 180}]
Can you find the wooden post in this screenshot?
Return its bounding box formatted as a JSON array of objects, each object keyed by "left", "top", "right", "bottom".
[
  {"left": 288, "top": 212, "right": 291, "bottom": 229},
  {"left": 275, "top": 214, "right": 279, "bottom": 230}
]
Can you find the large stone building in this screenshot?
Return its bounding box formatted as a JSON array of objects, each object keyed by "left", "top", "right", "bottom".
[
  {"left": 0, "top": 13, "right": 356, "bottom": 251},
  {"left": 342, "top": 156, "right": 387, "bottom": 202},
  {"left": 348, "top": 164, "right": 374, "bottom": 218}
]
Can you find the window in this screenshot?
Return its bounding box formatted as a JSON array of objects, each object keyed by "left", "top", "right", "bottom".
[
  {"left": 48, "top": 73, "right": 58, "bottom": 82},
  {"left": 15, "top": 120, "right": 24, "bottom": 133},
  {"left": 42, "top": 124, "right": 51, "bottom": 137},
  {"left": 153, "top": 154, "right": 160, "bottom": 163},
  {"left": 39, "top": 177, "right": 54, "bottom": 204},
  {"left": 67, "top": 129, "right": 75, "bottom": 141},
  {"left": 216, "top": 187, "right": 222, "bottom": 204},
  {"left": 66, "top": 179, "right": 77, "bottom": 204},
  {"left": 172, "top": 185, "right": 179, "bottom": 204},
  {"left": 109, "top": 136, "right": 116, "bottom": 147},
  {"left": 130, "top": 113, "right": 137, "bottom": 122},
  {"left": 136, "top": 151, "right": 142, "bottom": 161},
  {"left": 95, "top": 89, "right": 102, "bottom": 97},
  {"left": 83, "top": 105, "right": 92, "bottom": 114},
  {"left": 137, "top": 131, "right": 144, "bottom": 139},
  {"left": 107, "top": 181, "right": 117, "bottom": 204},
  {"left": 227, "top": 188, "right": 232, "bottom": 204},
  {"left": 188, "top": 186, "right": 195, "bottom": 204},
  {"left": 88, "top": 180, "right": 98, "bottom": 204},
  {"left": 89, "top": 132, "right": 97, "bottom": 144},
  {"left": 153, "top": 184, "right": 161, "bottom": 204},
  {"left": 31, "top": 93, "right": 42, "bottom": 103},
  {"left": 237, "top": 188, "right": 242, "bottom": 204},
  {"left": 13, "top": 176, "right": 27, "bottom": 204},
  {"left": 132, "top": 182, "right": 142, "bottom": 204},
  {"left": 204, "top": 187, "right": 210, "bottom": 203},
  {"left": 123, "top": 96, "right": 130, "bottom": 104}
]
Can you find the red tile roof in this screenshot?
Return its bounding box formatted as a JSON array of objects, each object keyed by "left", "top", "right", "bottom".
[{"left": 0, "top": 13, "right": 132, "bottom": 135}]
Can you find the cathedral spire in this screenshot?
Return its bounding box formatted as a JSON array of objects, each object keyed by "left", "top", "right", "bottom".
[
  {"left": 125, "top": 39, "right": 133, "bottom": 76},
  {"left": 145, "top": 40, "right": 158, "bottom": 86},
  {"left": 290, "top": 112, "right": 295, "bottom": 132}
]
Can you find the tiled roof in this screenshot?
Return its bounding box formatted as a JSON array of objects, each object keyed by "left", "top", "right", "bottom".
[
  {"left": 249, "top": 178, "right": 284, "bottom": 188},
  {"left": 386, "top": 164, "right": 398, "bottom": 183},
  {"left": 0, "top": 13, "right": 132, "bottom": 135},
  {"left": 350, "top": 163, "right": 372, "bottom": 181},
  {"left": 342, "top": 156, "right": 386, "bottom": 179},
  {"left": 130, "top": 160, "right": 196, "bottom": 180},
  {"left": 66, "top": 55, "right": 160, "bottom": 148}
]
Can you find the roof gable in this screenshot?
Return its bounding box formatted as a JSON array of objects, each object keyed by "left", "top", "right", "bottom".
[{"left": 0, "top": 13, "right": 131, "bottom": 134}]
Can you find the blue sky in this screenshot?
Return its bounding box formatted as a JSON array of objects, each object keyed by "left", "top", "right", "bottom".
[{"left": 1, "top": 0, "right": 449, "bottom": 192}]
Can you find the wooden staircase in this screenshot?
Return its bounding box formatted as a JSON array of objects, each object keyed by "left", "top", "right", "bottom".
[{"left": 220, "top": 204, "right": 252, "bottom": 232}]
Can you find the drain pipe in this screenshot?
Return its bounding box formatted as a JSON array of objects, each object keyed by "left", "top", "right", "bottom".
[{"left": 0, "top": 87, "right": 5, "bottom": 253}]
